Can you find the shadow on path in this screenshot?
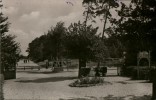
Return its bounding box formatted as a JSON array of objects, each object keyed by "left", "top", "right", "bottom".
[
  {"left": 106, "top": 75, "right": 121, "bottom": 77},
  {"left": 15, "top": 76, "right": 77, "bottom": 83},
  {"left": 59, "top": 95, "right": 151, "bottom": 100},
  {"left": 17, "top": 71, "right": 54, "bottom": 74},
  {"left": 17, "top": 69, "right": 78, "bottom": 74}
]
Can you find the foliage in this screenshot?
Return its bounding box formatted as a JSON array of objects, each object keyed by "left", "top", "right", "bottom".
[
  {"left": 28, "top": 21, "right": 110, "bottom": 77},
  {"left": 65, "top": 21, "right": 109, "bottom": 77},
  {"left": 65, "top": 21, "right": 99, "bottom": 60},
  {"left": 0, "top": 2, "right": 20, "bottom": 72},
  {"left": 66, "top": 21, "right": 109, "bottom": 61},
  {"left": 82, "top": 0, "right": 124, "bottom": 59},
  {"left": 28, "top": 21, "right": 109, "bottom": 63},
  {"left": 80, "top": 68, "right": 91, "bottom": 77},
  {"left": 83, "top": 0, "right": 119, "bottom": 18},
  {"left": 27, "top": 36, "right": 45, "bottom": 62},
  {"left": 1, "top": 34, "right": 20, "bottom": 70},
  {"left": 83, "top": 0, "right": 119, "bottom": 38},
  {"left": 69, "top": 77, "right": 108, "bottom": 87},
  {"left": 28, "top": 22, "right": 67, "bottom": 62},
  {"left": 107, "top": 0, "right": 156, "bottom": 65},
  {"left": 104, "top": 35, "right": 124, "bottom": 58}
]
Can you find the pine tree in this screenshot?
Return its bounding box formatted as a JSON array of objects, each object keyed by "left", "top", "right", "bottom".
[
  {"left": 83, "top": 0, "right": 119, "bottom": 38},
  {"left": 0, "top": 1, "right": 20, "bottom": 74}
]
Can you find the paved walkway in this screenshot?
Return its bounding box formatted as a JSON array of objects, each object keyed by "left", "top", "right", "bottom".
[{"left": 3, "top": 68, "right": 152, "bottom": 100}]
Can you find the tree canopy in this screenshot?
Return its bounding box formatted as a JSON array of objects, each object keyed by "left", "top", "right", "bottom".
[
  {"left": 108, "top": 0, "right": 156, "bottom": 65},
  {"left": 28, "top": 22, "right": 67, "bottom": 62},
  {"left": 28, "top": 21, "right": 109, "bottom": 62},
  {"left": 29, "top": 0, "right": 156, "bottom": 67},
  {"left": 82, "top": 0, "right": 119, "bottom": 38},
  {"left": 28, "top": 21, "right": 110, "bottom": 77}
]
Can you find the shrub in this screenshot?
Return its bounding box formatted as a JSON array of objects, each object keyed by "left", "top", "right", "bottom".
[
  {"left": 80, "top": 68, "right": 91, "bottom": 77},
  {"left": 123, "top": 66, "right": 150, "bottom": 80}
]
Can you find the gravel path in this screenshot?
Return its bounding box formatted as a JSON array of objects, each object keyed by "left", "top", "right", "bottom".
[{"left": 3, "top": 68, "right": 152, "bottom": 100}]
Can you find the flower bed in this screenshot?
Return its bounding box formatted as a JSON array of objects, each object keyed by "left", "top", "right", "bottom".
[{"left": 69, "top": 77, "right": 111, "bottom": 87}]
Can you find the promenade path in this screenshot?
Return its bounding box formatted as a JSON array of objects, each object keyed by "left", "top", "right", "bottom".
[{"left": 3, "top": 68, "right": 152, "bottom": 100}]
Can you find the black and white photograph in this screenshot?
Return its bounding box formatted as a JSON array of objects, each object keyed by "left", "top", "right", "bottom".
[{"left": 0, "top": 0, "right": 156, "bottom": 100}]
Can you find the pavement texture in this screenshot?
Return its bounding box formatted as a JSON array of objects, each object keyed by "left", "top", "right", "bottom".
[{"left": 3, "top": 68, "right": 152, "bottom": 100}]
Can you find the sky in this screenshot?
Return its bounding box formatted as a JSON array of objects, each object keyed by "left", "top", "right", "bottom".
[{"left": 2, "top": 0, "right": 130, "bottom": 56}]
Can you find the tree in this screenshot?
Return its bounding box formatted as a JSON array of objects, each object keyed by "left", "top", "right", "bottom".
[
  {"left": 0, "top": 1, "right": 20, "bottom": 73},
  {"left": 65, "top": 21, "right": 109, "bottom": 77},
  {"left": 83, "top": 0, "right": 119, "bottom": 39},
  {"left": 110, "top": 0, "right": 156, "bottom": 65},
  {"left": 46, "top": 22, "right": 67, "bottom": 60},
  {"left": 28, "top": 22, "right": 67, "bottom": 62},
  {"left": 27, "top": 37, "right": 45, "bottom": 62},
  {"left": 82, "top": 0, "right": 96, "bottom": 26}
]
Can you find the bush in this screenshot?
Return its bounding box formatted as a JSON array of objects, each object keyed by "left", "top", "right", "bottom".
[
  {"left": 127, "top": 67, "right": 149, "bottom": 80},
  {"left": 123, "top": 66, "right": 150, "bottom": 80},
  {"left": 80, "top": 68, "right": 91, "bottom": 77},
  {"left": 123, "top": 66, "right": 135, "bottom": 77},
  {"left": 149, "top": 68, "right": 156, "bottom": 82}
]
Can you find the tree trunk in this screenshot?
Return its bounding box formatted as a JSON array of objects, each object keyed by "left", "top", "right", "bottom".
[
  {"left": 78, "top": 59, "right": 86, "bottom": 78},
  {"left": 152, "top": 69, "right": 156, "bottom": 100},
  {"left": 95, "top": 62, "right": 100, "bottom": 77},
  {"left": 102, "top": 5, "right": 110, "bottom": 39}
]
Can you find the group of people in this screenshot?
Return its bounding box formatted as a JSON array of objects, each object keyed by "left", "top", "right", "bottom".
[{"left": 23, "top": 59, "right": 29, "bottom": 63}]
